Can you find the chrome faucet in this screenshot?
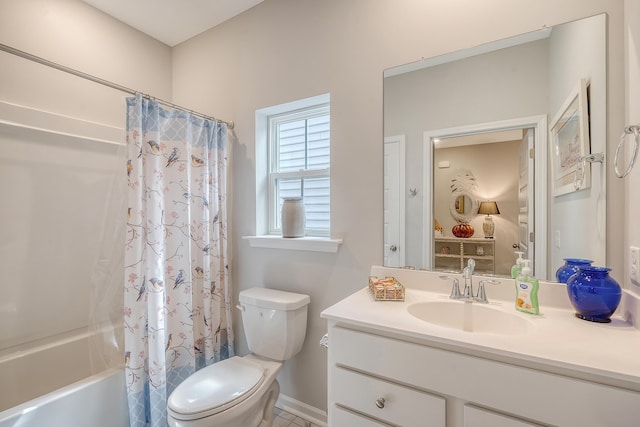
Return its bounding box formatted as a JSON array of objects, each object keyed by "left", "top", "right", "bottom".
[
  {"left": 441, "top": 259, "right": 499, "bottom": 304},
  {"left": 462, "top": 259, "right": 476, "bottom": 300}
]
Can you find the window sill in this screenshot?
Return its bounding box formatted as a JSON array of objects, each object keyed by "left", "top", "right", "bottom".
[{"left": 243, "top": 235, "right": 343, "bottom": 253}]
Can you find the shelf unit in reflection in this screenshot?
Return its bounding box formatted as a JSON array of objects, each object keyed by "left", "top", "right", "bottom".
[{"left": 434, "top": 237, "right": 495, "bottom": 274}]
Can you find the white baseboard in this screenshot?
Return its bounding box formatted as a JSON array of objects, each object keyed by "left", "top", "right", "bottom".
[{"left": 275, "top": 394, "right": 327, "bottom": 427}]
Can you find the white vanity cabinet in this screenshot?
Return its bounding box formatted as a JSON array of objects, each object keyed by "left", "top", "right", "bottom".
[{"left": 326, "top": 323, "right": 640, "bottom": 427}]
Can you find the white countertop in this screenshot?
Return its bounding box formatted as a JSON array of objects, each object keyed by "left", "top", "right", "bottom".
[{"left": 321, "top": 267, "right": 640, "bottom": 392}]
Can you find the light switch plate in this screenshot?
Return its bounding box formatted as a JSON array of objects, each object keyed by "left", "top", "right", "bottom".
[{"left": 630, "top": 246, "right": 640, "bottom": 285}]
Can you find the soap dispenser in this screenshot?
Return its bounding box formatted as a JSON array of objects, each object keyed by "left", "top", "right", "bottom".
[
  {"left": 515, "top": 260, "right": 539, "bottom": 315},
  {"left": 511, "top": 251, "right": 525, "bottom": 279}
]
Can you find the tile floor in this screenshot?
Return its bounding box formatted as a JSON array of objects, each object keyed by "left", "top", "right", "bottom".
[{"left": 273, "top": 407, "right": 321, "bottom": 427}]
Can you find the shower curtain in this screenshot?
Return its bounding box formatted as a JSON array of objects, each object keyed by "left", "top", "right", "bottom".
[{"left": 123, "top": 94, "right": 234, "bottom": 427}]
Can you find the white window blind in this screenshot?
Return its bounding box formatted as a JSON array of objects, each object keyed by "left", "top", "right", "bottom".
[{"left": 269, "top": 105, "right": 330, "bottom": 236}]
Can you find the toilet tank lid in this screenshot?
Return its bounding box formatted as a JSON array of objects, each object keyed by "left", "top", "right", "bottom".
[{"left": 239, "top": 287, "right": 310, "bottom": 310}]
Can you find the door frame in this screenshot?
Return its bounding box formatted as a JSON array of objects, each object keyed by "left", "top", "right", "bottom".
[
  {"left": 422, "top": 115, "right": 547, "bottom": 278},
  {"left": 384, "top": 135, "right": 406, "bottom": 267},
  {"left": 518, "top": 128, "right": 535, "bottom": 265}
]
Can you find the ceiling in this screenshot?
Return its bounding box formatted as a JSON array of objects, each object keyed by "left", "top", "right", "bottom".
[{"left": 81, "top": 0, "right": 264, "bottom": 47}]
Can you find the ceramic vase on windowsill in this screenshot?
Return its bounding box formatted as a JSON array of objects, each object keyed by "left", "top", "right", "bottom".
[{"left": 282, "top": 197, "right": 305, "bottom": 238}]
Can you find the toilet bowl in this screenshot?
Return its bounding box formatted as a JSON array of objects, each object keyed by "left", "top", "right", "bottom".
[
  {"left": 167, "top": 354, "right": 282, "bottom": 427},
  {"left": 167, "top": 288, "right": 310, "bottom": 427}
]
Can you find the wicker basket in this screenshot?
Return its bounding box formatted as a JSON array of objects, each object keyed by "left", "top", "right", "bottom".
[{"left": 368, "top": 276, "right": 405, "bottom": 301}]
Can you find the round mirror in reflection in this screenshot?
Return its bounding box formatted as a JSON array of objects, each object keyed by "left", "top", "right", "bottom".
[{"left": 449, "top": 190, "right": 478, "bottom": 224}]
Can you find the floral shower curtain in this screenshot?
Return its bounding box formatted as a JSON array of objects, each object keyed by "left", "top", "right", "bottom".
[{"left": 124, "top": 94, "right": 234, "bottom": 427}]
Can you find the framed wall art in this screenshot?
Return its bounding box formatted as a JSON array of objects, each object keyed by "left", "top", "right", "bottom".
[{"left": 550, "top": 78, "right": 591, "bottom": 196}]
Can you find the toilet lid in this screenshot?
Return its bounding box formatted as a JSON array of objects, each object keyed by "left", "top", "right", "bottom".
[{"left": 168, "top": 356, "right": 265, "bottom": 420}]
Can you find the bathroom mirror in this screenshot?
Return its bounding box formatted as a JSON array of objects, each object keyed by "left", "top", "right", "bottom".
[{"left": 383, "top": 14, "right": 607, "bottom": 280}]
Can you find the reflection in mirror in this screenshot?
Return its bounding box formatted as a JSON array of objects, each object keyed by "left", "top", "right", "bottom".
[
  {"left": 383, "top": 14, "right": 607, "bottom": 280},
  {"left": 436, "top": 130, "right": 528, "bottom": 276}
]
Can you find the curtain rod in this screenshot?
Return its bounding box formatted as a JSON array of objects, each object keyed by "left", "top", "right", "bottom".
[{"left": 0, "top": 43, "right": 234, "bottom": 129}]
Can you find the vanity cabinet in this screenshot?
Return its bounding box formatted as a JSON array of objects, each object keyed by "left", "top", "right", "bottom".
[
  {"left": 326, "top": 323, "right": 640, "bottom": 427},
  {"left": 434, "top": 237, "right": 494, "bottom": 274}
]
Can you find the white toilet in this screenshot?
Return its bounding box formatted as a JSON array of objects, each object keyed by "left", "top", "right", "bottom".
[{"left": 167, "top": 287, "right": 310, "bottom": 427}]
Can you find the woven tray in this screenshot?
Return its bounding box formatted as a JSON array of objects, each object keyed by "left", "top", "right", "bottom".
[{"left": 368, "top": 276, "right": 405, "bottom": 301}]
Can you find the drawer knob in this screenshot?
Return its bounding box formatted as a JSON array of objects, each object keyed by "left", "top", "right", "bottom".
[{"left": 375, "top": 397, "right": 386, "bottom": 409}]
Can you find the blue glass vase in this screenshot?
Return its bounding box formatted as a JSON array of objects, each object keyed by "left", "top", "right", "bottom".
[
  {"left": 566, "top": 266, "right": 621, "bottom": 323},
  {"left": 555, "top": 258, "right": 593, "bottom": 283}
]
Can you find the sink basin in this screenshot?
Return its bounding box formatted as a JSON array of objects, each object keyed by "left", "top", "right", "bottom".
[{"left": 407, "top": 300, "right": 534, "bottom": 335}]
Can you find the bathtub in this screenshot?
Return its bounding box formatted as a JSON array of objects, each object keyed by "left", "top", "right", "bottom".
[
  {"left": 0, "top": 327, "right": 129, "bottom": 427},
  {"left": 0, "top": 368, "right": 128, "bottom": 427}
]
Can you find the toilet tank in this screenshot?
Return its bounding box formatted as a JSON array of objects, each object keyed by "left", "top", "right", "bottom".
[{"left": 238, "top": 287, "right": 310, "bottom": 361}]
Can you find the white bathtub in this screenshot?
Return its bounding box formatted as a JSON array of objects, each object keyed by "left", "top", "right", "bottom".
[
  {"left": 0, "top": 327, "right": 129, "bottom": 426},
  {"left": 0, "top": 367, "right": 128, "bottom": 427}
]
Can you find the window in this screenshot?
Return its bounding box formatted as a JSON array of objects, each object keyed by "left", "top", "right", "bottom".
[
  {"left": 250, "top": 94, "right": 341, "bottom": 251},
  {"left": 268, "top": 104, "right": 330, "bottom": 236}
]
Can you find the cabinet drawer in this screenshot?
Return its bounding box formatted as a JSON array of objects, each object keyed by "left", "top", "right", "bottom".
[
  {"left": 464, "top": 405, "right": 542, "bottom": 427},
  {"left": 333, "top": 366, "right": 445, "bottom": 427},
  {"left": 333, "top": 406, "right": 391, "bottom": 427}
]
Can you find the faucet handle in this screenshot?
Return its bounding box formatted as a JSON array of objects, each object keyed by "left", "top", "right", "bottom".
[
  {"left": 440, "top": 275, "right": 461, "bottom": 299},
  {"left": 476, "top": 279, "right": 499, "bottom": 304}
]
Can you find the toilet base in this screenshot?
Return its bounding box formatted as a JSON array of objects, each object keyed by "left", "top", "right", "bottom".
[{"left": 258, "top": 379, "right": 279, "bottom": 427}]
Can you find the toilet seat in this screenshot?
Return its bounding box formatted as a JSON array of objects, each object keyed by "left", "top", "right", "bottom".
[{"left": 167, "top": 356, "right": 265, "bottom": 421}]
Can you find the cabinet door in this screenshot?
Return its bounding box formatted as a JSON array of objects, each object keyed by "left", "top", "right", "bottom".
[
  {"left": 333, "top": 367, "right": 446, "bottom": 427},
  {"left": 464, "top": 405, "right": 542, "bottom": 427}
]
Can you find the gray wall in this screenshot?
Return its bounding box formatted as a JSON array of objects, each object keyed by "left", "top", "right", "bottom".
[{"left": 0, "top": 0, "right": 172, "bottom": 127}]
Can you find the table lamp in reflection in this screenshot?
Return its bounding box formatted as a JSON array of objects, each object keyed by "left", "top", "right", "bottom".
[{"left": 478, "top": 201, "right": 500, "bottom": 239}]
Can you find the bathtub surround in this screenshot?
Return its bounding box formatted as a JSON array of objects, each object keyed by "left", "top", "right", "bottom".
[
  {"left": 1, "top": 0, "right": 171, "bottom": 420},
  {"left": 0, "top": 100, "right": 126, "bottom": 413},
  {"left": 124, "top": 94, "right": 234, "bottom": 427}
]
